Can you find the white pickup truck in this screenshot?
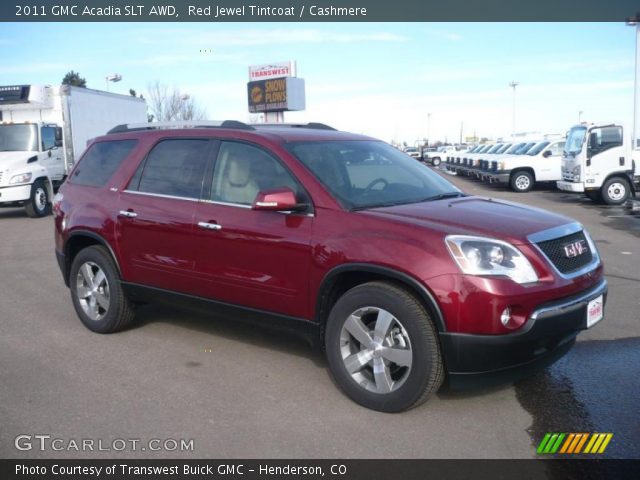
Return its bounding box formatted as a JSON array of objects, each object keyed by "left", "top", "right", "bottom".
[
  {"left": 0, "top": 84, "right": 147, "bottom": 217},
  {"left": 485, "top": 139, "right": 566, "bottom": 192},
  {"left": 557, "top": 123, "right": 640, "bottom": 205}
]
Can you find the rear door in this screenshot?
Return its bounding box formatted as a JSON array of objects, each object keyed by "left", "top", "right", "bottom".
[
  {"left": 116, "top": 138, "right": 216, "bottom": 294},
  {"left": 192, "top": 140, "right": 314, "bottom": 319}
]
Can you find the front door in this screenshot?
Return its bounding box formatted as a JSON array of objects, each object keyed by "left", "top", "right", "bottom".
[{"left": 192, "top": 140, "right": 314, "bottom": 319}]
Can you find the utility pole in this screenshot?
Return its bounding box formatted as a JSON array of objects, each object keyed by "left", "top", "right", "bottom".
[
  {"left": 509, "top": 80, "right": 519, "bottom": 136},
  {"left": 426, "top": 112, "right": 432, "bottom": 147},
  {"left": 578, "top": 110, "right": 583, "bottom": 123},
  {"left": 459, "top": 121, "right": 463, "bottom": 145}
]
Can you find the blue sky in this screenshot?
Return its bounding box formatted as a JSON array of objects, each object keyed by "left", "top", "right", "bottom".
[{"left": 0, "top": 22, "right": 636, "bottom": 143}]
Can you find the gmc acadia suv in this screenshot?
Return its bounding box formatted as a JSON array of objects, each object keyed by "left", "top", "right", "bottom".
[{"left": 54, "top": 121, "right": 606, "bottom": 412}]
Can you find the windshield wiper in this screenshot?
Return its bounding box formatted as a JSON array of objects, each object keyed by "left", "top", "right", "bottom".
[{"left": 420, "top": 192, "right": 466, "bottom": 202}]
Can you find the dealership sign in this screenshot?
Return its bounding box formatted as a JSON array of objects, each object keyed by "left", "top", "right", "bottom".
[
  {"left": 247, "top": 77, "right": 305, "bottom": 113},
  {"left": 248, "top": 61, "right": 296, "bottom": 81}
]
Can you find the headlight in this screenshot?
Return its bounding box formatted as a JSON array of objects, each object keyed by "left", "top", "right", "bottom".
[
  {"left": 572, "top": 165, "right": 581, "bottom": 181},
  {"left": 9, "top": 172, "right": 32, "bottom": 185},
  {"left": 499, "top": 162, "right": 506, "bottom": 170},
  {"left": 445, "top": 235, "right": 539, "bottom": 284}
]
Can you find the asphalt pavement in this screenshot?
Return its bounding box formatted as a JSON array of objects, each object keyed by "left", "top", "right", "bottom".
[{"left": 0, "top": 168, "right": 638, "bottom": 459}]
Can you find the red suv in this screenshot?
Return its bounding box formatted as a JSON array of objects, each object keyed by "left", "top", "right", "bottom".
[{"left": 54, "top": 121, "right": 606, "bottom": 412}]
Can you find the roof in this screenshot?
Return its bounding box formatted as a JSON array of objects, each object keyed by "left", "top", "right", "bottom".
[{"left": 103, "top": 121, "right": 374, "bottom": 144}]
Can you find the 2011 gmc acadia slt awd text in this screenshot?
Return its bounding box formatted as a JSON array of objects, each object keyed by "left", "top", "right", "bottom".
[{"left": 53, "top": 121, "right": 606, "bottom": 412}]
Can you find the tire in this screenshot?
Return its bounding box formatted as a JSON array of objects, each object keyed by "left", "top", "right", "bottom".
[
  {"left": 69, "top": 245, "right": 135, "bottom": 333},
  {"left": 24, "top": 180, "right": 50, "bottom": 218},
  {"left": 510, "top": 171, "right": 534, "bottom": 193},
  {"left": 601, "top": 177, "right": 630, "bottom": 205},
  {"left": 432, "top": 157, "right": 441, "bottom": 167},
  {"left": 325, "top": 281, "right": 444, "bottom": 412},
  {"left": 585, "top": 190, "right": 602, "bottom": 203}
]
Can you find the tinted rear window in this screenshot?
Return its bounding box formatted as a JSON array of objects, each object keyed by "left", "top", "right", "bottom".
[
  {"left": 71, "top": 140, "right": 138, "bottom": 187},
  {"left": 129, "top": 139, "right": 210, "bottom": 200}
]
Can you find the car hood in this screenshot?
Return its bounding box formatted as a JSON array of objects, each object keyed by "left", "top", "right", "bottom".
[
  {"left": 0, "top": 151, "right": 38, "bottom": 172},
  {"left": 361, "top": 196, "right": 574, "bottom": 244}
]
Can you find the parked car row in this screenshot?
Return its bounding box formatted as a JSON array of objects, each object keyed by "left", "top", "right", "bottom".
[{"left": 443, "top": 140, "right": 566, "bottom": 192}]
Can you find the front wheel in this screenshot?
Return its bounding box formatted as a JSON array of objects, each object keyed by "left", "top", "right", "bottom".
[
  {"left": 325, "top": 281, "right": 444, "bottom": 412},
  {"left": 510, "top": 171, "right": 534, "bottom": 193},
  {"left": 432, "top": 157, "right": 441, "bottom": 166},
  {"left": 601, "top": 177, "right": 630, "bottom": 205},
  {"left": 24, "top": 180, "right": 50, "bottom": 218}
]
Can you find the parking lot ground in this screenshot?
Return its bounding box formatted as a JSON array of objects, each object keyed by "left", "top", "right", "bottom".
[{"left": 1, "top": 170, "right": 638, "bottom": 459}]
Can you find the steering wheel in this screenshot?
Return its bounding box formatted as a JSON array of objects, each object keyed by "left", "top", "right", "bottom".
[{"left": 364, "top": 178, "right": 389, "bottom": 193}]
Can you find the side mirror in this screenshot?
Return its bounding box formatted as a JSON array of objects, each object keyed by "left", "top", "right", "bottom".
[
  {"left": 252, "top": 187, "right": 306, "bottom": 212},
  {"left": 542, "top": 150, "right": 552, "bottom": 158}
]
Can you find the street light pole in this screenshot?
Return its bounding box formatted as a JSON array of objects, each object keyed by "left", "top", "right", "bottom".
[
  {"left": 579, "top": 110, "right": 583, "bottom": 123},
  {"left": 628, "top": 15, "right": 640, "bottom": 150},
  {"left": 426, "top": 112, "right": 432, "bottom": 147},
  {"left": 509, "top": 81, "right": 519, "bottom": 136}
]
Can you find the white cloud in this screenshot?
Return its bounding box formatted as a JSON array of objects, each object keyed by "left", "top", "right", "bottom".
[
  {"left": 0, "top": 63, "right": 63, "bottom": 75},
  {"left": 134, "top": 28, "right": 407, "bottom": 47}
]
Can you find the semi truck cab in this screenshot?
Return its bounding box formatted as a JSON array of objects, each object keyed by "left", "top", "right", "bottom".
[
  {"left": 557, "top": 123, "right": 640, "bottom": 205},
  {"left": 0, "top": 122, "right": 64, "bottom": 217}
]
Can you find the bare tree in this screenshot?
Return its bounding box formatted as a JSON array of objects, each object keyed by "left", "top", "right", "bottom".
[{"left": 146, "top": 81, "right": 207, "bottom": 122}]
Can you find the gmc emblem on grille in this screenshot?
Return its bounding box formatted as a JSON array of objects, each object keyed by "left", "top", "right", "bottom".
[{"left": 563, "top": 239, "right": 587, "bottom": 258}]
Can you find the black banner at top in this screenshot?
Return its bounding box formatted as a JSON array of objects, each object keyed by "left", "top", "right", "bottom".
[{"left": 3, "top": 0, "right": 640, "bottom": 22}]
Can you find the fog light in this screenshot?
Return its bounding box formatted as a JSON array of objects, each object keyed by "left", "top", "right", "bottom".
[{"left": 500, "top": 307, "right": 512, "bottom": 327}]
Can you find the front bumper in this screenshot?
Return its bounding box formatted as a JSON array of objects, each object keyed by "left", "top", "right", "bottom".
[
  {"left": 440, "top": 279, "right": 607, "bottom": 383},
  {"left": 0, "top": 184, "right": 31, "bottom": 203},
  {"left": 557, "top": 181, "right": 585, "bottom": 193},
  {"left": 488, "top": 172, "right": 510, "bottom": 183}
]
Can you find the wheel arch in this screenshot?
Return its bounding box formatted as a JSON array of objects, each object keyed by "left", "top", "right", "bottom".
[
  {"left": 315, "top": 263, "right": 446, "bottom": 334},
  {"left": 510, "top": 167, "right": 536, "bottom": 181},
  {"left": 62, "top": 231, "right": 121, "bottom": 287}
]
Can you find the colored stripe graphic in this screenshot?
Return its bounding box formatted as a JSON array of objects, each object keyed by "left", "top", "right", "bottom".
[{"left": 538, "top": 433, "right": 613, "bottom": 454}]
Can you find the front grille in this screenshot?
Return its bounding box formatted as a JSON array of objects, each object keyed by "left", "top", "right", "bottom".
[
  {"left": 490, "top": 161, "right": 498, "bottom": 171},
  {"left": 536, "top": 230, "right": 593, "bottom": 274}
]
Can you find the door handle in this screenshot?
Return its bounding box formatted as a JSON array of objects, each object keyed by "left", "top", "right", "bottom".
[
  {"left": 118, "top": 210, "right": 138, "bottom": 218},
  {"left": 198, "top": 221, "right": 222, "bottom": 231}
]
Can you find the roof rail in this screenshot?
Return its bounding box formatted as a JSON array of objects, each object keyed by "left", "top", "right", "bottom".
[
  {"left": 107, "top": 120, "right": 255, "bottom": 135},
  {"left": 253, "top": 122, "right": 337, "bottom": 131}
]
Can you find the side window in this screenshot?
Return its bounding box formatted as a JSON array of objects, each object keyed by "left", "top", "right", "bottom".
[
  {"left": 549, "top": 142, "right": 565, "bottom": 156},
  {"left": 211, "top": 142, "right": 303, "bottom": 206},
  {"left": 589, "top": 126, "right": 623, "bottom": 154},
  {"left": 132, "top": 139, "right": 210, "bottom": 199},
  {"left": 41, "top": 126, "right": 56, "bottom": 151},
  {"left": 72, "top": 140, "right": 138, "bottom": 187}
]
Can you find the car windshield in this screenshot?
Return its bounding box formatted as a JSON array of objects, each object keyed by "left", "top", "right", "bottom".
[
  {"left": 565, "top": 126, "right": 587, "bottom": 155},
  {"left": 503, "top": 143, "right": 525, "bottom": 154},
  {"left": 496, "top": 143, "right": 512, "bottom": 154},
  {"left": 515, "top": 142, "right": 536, "bottom": 154},
  {"left": 487, "top": 144, "right": 503, "bottom": 153},
  {"left": 0, "top": 124, "right": 38, "bottom": 152},
  {"left": 286, "top": 140, "right": 464, "bottom": 210},
  {"left": 405, "top": 147, "right": 418, "bottom": 152},
  {"left": 527, "top": 141, "right": 550, "bottom": 156}
]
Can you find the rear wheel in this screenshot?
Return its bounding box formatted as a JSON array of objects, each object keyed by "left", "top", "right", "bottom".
[
  {"left": 601, "top": 177, "right": 630, "bottom": 205},
  {"left": 24, "top": 180, "right": 50, "bottom": 218},
  {"left": 432, "top": 157, "right": 441, "bottom": 166},
  {"left": 325, "top": 281, "right": 444, "bottom": 412},
  {"left": 69, "top": 245, "right": 135, "bottom": 333},
  {"left": 510, "top": 171, "right": 534, "bottom": 193}
]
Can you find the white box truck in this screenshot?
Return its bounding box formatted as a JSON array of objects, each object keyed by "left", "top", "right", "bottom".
[
  {"left": 0, "top": 84, "right": 147, "bottom": 217},
  {"left": 557, "top": 123, "right": 640, "bottom": 205}
]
